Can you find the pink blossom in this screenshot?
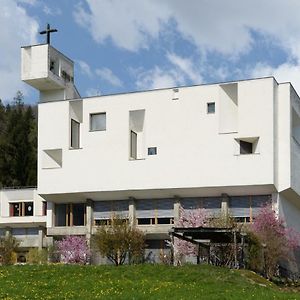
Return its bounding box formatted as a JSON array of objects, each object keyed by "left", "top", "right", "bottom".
[{"left": 56, "top": 236, "right": 90, "bottom": 264}]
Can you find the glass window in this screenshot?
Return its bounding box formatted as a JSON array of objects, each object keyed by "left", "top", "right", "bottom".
[
  {"left": 130, "top": 130, "right": 137, "bottom": 159},
  {"left": 207, "top": 102, "right": 215, "bottom": 114},
  {"left": 240, "top": 140, "right": 253, "bottom": 154},
  {"left": 148, "top": 147, "right": 157, "bottom": 155},
  {"left": 90, "top": 113, "right": 106, "bottom": 131},
  {"left": 71, "top": 119, "right": 80, "bottom": 148},
  {"left": 25, "top": 202, "right": 34, "bottom": 216}
]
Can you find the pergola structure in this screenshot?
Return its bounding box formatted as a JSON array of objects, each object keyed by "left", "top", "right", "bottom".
[{"left": 169, "top": 227, "right": 247, "bottom": 268}]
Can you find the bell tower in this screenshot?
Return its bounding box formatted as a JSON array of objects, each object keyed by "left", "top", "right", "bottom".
[{"left": 21, "top": 24, "right": 80, "bottom": 102}]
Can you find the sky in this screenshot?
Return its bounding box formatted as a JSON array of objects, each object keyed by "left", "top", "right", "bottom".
[{"left": 2, "top": 0, "right": 300, "bottom": 104}]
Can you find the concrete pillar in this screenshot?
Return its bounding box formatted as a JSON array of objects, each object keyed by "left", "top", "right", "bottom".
[
  {"left": 38, "top": 226, "right": 44, "bottom": 250},
  {"left": 221, "top": 193, "right": 229, "bottom": 217},
  {"left": 47, "top": 201, "right": 54, "bottom": 228},
  {"left": 86, "top": 199, "right": 94, "bottom": 242},
  {"left": 129, "top": 197, "right": 136, "bottom": 226},
  {"left": 174, "top": 196, "right": 181, "bottom": 225}
]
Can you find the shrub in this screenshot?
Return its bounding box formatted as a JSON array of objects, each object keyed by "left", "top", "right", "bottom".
[
  {"left": 93, "top": 216, "right": 145, "bottom": 266},
  {"left": 0, "top": 235, "right": 19, "bottom": 265},
  {"left": 249, "top": 205, "right": 300, "bottom": 279},
  {"left": 26, "top": 248, "right": 48, "bottom": 264},
  {"left": 56, "top": 236, "right": 90, "bottom": 264}
]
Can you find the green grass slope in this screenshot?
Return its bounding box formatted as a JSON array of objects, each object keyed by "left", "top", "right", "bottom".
[{"left": 0, "top": 264, "right": 298, "bottom": 299}]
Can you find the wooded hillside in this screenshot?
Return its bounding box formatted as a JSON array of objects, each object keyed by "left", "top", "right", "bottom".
[{"left": 0, "top": 91, "right": 37, "bottom": 188}]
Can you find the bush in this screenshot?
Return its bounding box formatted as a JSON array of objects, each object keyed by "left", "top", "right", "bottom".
[
  {"left": 249, "top": 205, "right": 300, "bottom": 279},
  {"left": 26, "top": 248, "right": 48, "bottom": 264},
  {"left": 0, "top": 235, "right": 19, "bottom": 265},
  {"left": 56, "top": 236, "right": 90, "bottom": 264},
  {"left": 93, "top": 216, "right": 145, "bottom": 266}
]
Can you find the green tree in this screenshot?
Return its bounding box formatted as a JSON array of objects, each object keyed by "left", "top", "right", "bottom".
[{"left": 93, "top": 216, "right": 145, "bottom": 266}]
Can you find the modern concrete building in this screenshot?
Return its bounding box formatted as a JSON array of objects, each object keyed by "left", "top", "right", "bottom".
[
  {"left": 0, "top": 188, "right": 47, "bottom": 261},
  {"left": 8, "top": 40, "right": 300, "bottom": 264}
]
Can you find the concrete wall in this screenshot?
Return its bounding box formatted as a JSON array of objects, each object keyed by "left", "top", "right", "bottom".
[{"left": 38, "top": 78, "right": 278, "bottom": 197}]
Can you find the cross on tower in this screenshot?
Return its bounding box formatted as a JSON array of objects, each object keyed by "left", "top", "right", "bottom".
[{"left": 40, "top": 24, "right": 57, "bottom": 44}]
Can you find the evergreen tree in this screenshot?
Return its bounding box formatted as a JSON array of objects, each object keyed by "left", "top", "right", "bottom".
[{"left": 0, "top": 91, "right": 37, "bottom": 187}]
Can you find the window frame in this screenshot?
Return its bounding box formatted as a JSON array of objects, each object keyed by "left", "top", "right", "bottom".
[
  {"left": 70, "top": 118, "right": 80, "bottom": 149},
  {"left": 90, "top": 112, "right": 106, "bottom": 132}
]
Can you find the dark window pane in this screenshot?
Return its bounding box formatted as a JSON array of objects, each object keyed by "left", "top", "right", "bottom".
[
  {"left": 73, "top": 203, "right": 85, "bottom": 226},
  {"left": 148, "top": 147, "right": 157, "bottom": 155},
  {"left": 157, "top": 218, "right": 172, "bottom": 224},
  {"left": 240, "top": 140, "right": 253, "bottom": 154},
  {"left": 12, "top": 203, "right": 20, "bottom": 216},
  {"left": 137, "top": 218, "right": 151, "bottom": 225},
  {"left": 56, "top": 204, "right": 67, "bottom": 226},
  {"left": 207, "top": 102, "right": 215, "bottom": 114},
  {"left": 25, "top": 202, "right": 34, "bottom": 216}
]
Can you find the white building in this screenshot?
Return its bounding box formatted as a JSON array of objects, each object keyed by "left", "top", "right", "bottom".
[
  {"left": 17, "top": 42, "right": 300, "bottom": 264},
  {"left": 0, "top": 188, "right": 47, "bottom": 261}
]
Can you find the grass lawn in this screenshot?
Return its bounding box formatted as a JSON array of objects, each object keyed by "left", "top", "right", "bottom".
[{"left": 0, "top": 264, "right": 299, "bottom": 299}]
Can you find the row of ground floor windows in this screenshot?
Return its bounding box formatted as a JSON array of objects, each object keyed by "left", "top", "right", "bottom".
[{"left": 54, "top": 195, "right": 271, "bottom": 227}]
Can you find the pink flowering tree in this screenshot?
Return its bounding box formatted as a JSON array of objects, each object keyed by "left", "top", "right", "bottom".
[
  {"left": 249, "top": 205, "right": 300, "bottom": 278},
  {"left": 174, "top": 207, "right": 209, "bottom": 262},
  {"left": 56, "top": 236, "right": 90, "bottom": 264}
]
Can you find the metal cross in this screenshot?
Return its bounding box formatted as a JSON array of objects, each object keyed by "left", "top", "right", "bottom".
[{"left": 40, "top": 24, "right": 57, "bottom": 44}]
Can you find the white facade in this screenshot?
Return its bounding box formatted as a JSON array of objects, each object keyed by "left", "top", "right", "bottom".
[
  {"left": 17, "top": 43, "right": 300, "bottom": 264},
  {"left": 0, "top": 188, "right": 46, "bottom": 250}
]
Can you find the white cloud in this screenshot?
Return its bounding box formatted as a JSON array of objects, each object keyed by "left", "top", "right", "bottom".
[
  {"left": 167, "top": 53, "right": 202, "bottom": 84},
  {"left": 77, "top": 60, "right": 93, "bottom": 78},
  {"left": 0, "top": 0, "right": 38, "bottom": 102},
  {"left": 251, "top": 62, "right": 300, "bottom": 94},
  {"left": 86, "top": 88, "right": 101, "bottom": 97},
  {"left": 16, "top": 0, "right": 37, "bottom": 5},
  {"left": 73, "top": 0, "right": 300, "bottom": 59},
  {"left": 95, "top": 68, "right": 123, "bottom": 87},
  {"left": 73, "top": 0, "right": 171, "bottom": 51},
  {"left": 135, "top": 66, "right": 185, "bottom": 90},
  {"left": 43, "top": 5, "right": 62, "bottom": 16}
]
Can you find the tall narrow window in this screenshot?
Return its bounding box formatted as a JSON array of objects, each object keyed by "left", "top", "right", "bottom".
[
  {"left": 90, "top": 113, "right": 106, "bottom": 131},
  {"left": 71, "top": 119, "right": 80, "bottom": 148},
  {"left": 130, "top": 130, "right": 137, "bottom": 159}
]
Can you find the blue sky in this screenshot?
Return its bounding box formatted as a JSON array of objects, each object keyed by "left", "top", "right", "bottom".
[{"left": 2, "top": 0, "right": 300, "bottom": 104}]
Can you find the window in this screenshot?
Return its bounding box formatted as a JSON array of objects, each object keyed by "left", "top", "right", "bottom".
[
  {"left": 42, "top": 201, "right": 47, "bottom": 216},
  {"left": 240, "top": 140, "right": 253, "bottom": 154},
  {"left": 90, "top": 113, "right": 106, "bottom": 131},
  {"left": 71, "top": 119, "right": 80, "bottom": 148},
  {"left": 207, "top": 102, "right": 215, "bottom": 114},
  {"left": 148, "top": 147, "right": 157, "bottom": 155},
  {"left": 130, "top": 130, "right": 137, "bottom": 159},
  {"left": 9, "top": 202, "right": 33, "bottom": 217},
  {"left": 55, "top": 203, "right": 86, "bottom": 227}
]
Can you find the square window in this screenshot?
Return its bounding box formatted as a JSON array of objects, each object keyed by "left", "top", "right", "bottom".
[
  {"left": 207, "top": 102, "right": 215, "bottom": 114},
  {"left": 90, "top": 113, "right": 106, "bottom": 131},
  {"left": 148, "top": 147, "right": 157, "bottom": 155}
]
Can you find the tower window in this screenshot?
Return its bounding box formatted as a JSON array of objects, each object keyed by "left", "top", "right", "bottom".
[{"left": 130, "top": 130, "right": 137, "bottom": 159}]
